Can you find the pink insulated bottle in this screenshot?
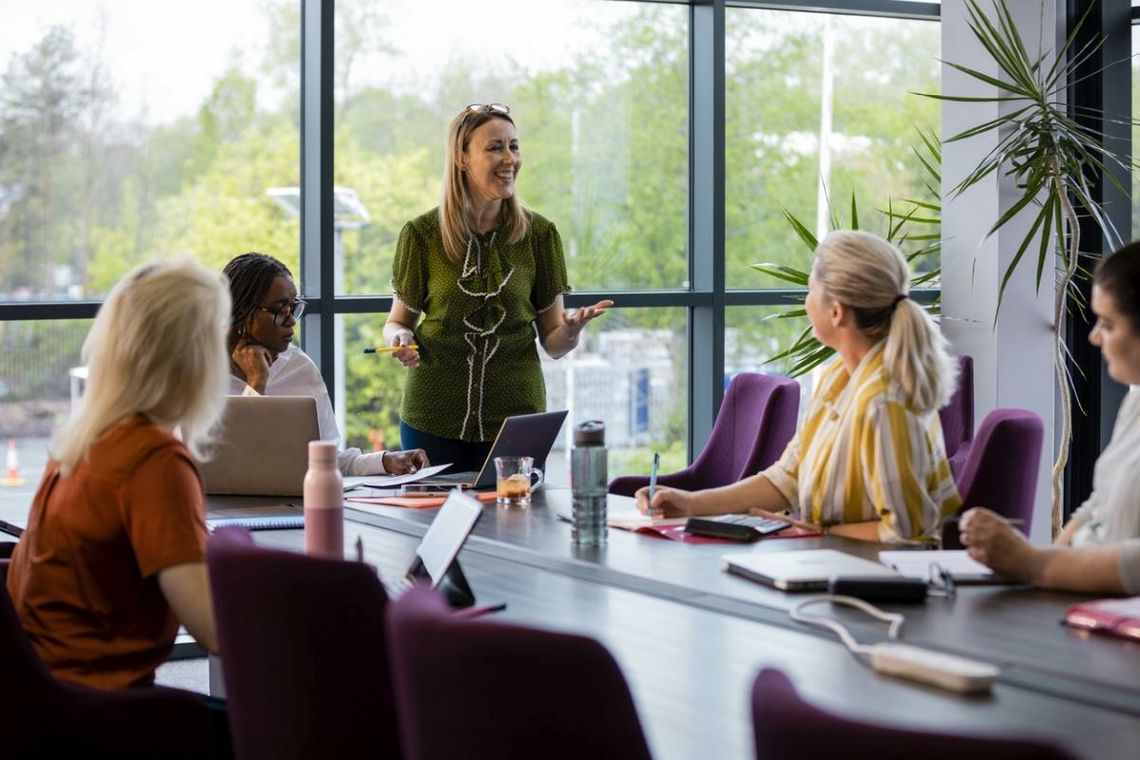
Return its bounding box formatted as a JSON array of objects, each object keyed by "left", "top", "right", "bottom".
[{"left": 304, "top": 441, "right": 343, "bottom": 558}]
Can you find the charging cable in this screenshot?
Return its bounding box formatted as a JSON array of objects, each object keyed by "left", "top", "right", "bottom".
[
  {"left": 789, "top": 594, "right": 1000, "bottom": 694},
  {"left": 789, "top": 595, "right": 903, "bottom": 661}
]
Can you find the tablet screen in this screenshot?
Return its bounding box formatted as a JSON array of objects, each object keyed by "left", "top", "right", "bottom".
[{"left": 413, "top": 490, "right": 483, "bottom": 587}]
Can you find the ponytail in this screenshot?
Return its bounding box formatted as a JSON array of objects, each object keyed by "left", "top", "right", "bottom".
[{"left": 814, "top": 231, "right": 956, "bottom": 414}]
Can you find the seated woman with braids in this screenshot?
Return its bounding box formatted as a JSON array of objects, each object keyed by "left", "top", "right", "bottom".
[
  {"left": 637, "top": 231, "right": 962, "bottom": 544},
  {"left": 223, "top": 252, "right": 428, "bottom": 476}
]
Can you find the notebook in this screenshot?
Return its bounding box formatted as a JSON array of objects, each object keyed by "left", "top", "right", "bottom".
[
  {"left": 416, "top": 410, "right": 568, "bottom": 490},
  {"left": 1064, "top": 596, "right": 1140, "bottom": 642},
  {"left": 723, "top": 549, "right": 897, "bottom": 591},
  {"left": 879, "top": 550, "right": 1008, "bottom": 584},
  {"left": 197, "top": 395, "right": 322, "bottom": 497},
  {"left": 207, "top": 514, "right": 305, "bottom": 531}
]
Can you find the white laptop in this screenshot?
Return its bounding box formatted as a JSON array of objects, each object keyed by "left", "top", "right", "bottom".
[
  {"left": 723, "top": 549, "right": 898, "bottom": 592},
  {"left": 197, "top": 396, "right": 322, "bottom": 497}
]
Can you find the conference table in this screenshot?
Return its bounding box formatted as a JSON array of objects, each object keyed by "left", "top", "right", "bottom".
[{"left": 207, "top": 489, "right": 1140, "bottom": 759}]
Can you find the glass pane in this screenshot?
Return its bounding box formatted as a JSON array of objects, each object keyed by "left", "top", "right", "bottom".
[
  {"left": 726, "top": 305, "right": 815, "bottom": 419},
  {"left": 725, "top": 10, "right": 940, "bottom": 290},
  {"left": 0, "top": 319, "right": 92, "bottom": 521},
  {"left": 342, "top": 307, "right": 687, "bottom": 486},
  {"left": 333, "top": 0, "right": 689, "bottom": 296},
  {"left": 0, "top": 2, "right": 300, "bottom": 303}
]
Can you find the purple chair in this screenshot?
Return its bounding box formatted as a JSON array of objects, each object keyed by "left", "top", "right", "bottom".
[
  {"left": 1, "top": 576, "right": 221, "bottom": 759},
  {"left": 751, "top": 668, "right": 1075, "bottom": 760},
  {"left": 206, "top": 528, "right": 400, "bottom": 760},
  {"left": 940, "top": 355, "right": 975, "bottom": 480},
  {"left": 941, "top": 408, "right": 1043, "bottom": 549},
  {"left": 608, "top": 371, "right": 799, "bottom": 496},
  {"left": 387, "top": 585, "right": 653, "bottom": 760}
]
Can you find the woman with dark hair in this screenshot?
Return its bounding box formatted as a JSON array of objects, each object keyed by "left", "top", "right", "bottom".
[
  {"left": 383, "top": 103, "right": 611, "bottom": 470},
  {"left": 962, "top": 241, "right": 1140, "bottom": 594},
  {"left": 224, "top": 252, "right": 428, "bottom": 476}
]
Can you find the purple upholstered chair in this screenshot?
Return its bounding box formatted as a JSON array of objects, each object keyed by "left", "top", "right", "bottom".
[
  {"left": 207, "top": 528, "right": 400, "bottom": 760},
  {"left": 387, "top": 585, "right": 653, "bottom": 760},
  {"left": 751, "top": 668, "right": 1075, "bottom": 760},
  {"left": 1, "top": 576, "right": 221, "bottom": 759},
  {"left": 940, "top": 354, "right": 975, "bottom": 480},
  {"left": 941, "top": 408, "right": 1044, "bottom": 549},
  {"left": 608, "top": 371, "right": 799, "bottom": 496}
]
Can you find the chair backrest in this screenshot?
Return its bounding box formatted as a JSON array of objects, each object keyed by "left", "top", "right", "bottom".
[
  {"left": 1, "top": 576, "right": 218, "bottom": 758},
  {"left": 387, "top": 585, "right": 653, "bottom": 760},
  {"left": 751, "top": 668, "right": 1075, "bottom": 760},
  {"left": 953, "top": 408, "right": 1044, "bottom": 533},
  {"left": 207, "top": 527, "right": 400, "bottom": 760},
  {"left": 939, "top": 355, "right": 975, "bottom": 475},
  {"left": 695, "top": 372, "right": 800, "bottom": 485}
]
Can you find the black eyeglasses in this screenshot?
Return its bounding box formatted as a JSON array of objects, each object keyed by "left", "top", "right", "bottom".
[
  {"left": 258, "top": 298, "right": 306, "bottom": 326},
  {"left": 465, "top": 103, "right": 510, "bottom": 115},
  {"left": 928, "top": 562, "right": 956, "bottom": 598}
]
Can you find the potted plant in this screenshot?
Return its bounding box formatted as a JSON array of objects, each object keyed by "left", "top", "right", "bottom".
[{"left": 926, "top": 0, "right": 1137, "bottom": 535}]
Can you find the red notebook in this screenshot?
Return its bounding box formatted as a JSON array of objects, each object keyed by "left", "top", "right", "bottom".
[{"left": 1064, "top": 596, "right": 1140, "bottom": 642}]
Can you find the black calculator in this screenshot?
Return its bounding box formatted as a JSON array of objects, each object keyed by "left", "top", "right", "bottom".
[{"left": 684, "top": 514, "right": 790, "bottom": 542}]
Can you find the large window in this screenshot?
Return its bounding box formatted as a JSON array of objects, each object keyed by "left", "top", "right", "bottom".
[
  {"left": 1, "top": 0, "right": 942, "bottom": 493},
  {"left": 725, "top": 9, "right": 940, "bottom": 290},
  {"left": 0, "top": 2, "right": 299, "bottom": 505}
]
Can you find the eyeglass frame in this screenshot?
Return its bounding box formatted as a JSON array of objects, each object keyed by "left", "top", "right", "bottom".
[
  {"left": 258, "top": 298, "right": 307, "bottom": 326},
  {"left": 927, "top": 562, "right": 957, "bottom": 598},
  {"left": 465, "top": 102, "right": 511, "bottom": 116}
]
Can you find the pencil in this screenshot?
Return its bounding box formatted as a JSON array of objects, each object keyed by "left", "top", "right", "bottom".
[{"left": 363, "top": 345, "right": 418, "bottom": 354}]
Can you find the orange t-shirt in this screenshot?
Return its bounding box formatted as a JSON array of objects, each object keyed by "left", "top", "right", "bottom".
[{"left": 6, "top": 415, "right": 207, "bottom": 689}]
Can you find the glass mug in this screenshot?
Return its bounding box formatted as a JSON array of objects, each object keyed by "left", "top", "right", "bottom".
[{"left": 494, "top": 456, "right": 544, "bottom": 507}]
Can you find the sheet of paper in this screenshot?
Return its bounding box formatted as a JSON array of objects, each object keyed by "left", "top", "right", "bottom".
[
  {"left": 605, "top": 508, "right": 688, "bottom": 531},
  {"left": 878, "top": 549, "right": 994, "bottom": 580},
  {"left": 342, "top": 463, "right": 453, "bottom": 490}
]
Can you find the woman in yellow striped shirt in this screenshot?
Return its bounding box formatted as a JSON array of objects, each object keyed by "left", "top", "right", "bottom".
[{"left": 637, "top": 230, "right": 961, "bottom": 543}]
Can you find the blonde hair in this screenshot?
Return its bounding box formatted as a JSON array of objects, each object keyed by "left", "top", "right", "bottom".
[
  {"left": 53, "top": 258, "right": 232, "bottom": 475},
  {"left": 439, "top": 107, "right": 528, "bottom": 262},
  {"left": 813, "top": 230, "right": 956, "bottom": 413}
]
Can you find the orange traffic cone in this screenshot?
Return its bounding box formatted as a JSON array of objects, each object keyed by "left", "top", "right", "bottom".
[{"left": 2, "top": 438, "right": 24, "bottom": 487}]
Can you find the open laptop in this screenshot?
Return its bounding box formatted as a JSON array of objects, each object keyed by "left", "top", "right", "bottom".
[
  {"left": 197, "top": 395, "right": 322, "bottom": 497},
  {"left": 723, "top": 549, "right": 898, "bottom": 592},
  {"left": 415, "top": 410, "right": 568, "bottom": 490}
]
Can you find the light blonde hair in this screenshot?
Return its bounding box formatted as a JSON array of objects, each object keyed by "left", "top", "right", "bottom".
[
  {"left": 439, "top": 107, "right": 528, "bottom": 262},
  {"left": 53, "top": 258, "right": 231, "bottom": 475},
  {"left": 813, "top": 230, "right": 956, "bottom": 413}
]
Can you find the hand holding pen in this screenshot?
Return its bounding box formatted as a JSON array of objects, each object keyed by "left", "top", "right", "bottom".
[{"left": 384, "top": 329, "right": 420, "bottom": 369}]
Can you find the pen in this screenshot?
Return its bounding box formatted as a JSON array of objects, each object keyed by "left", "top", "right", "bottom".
[
  {"left": 355, "top": 535, "right": 364, "bottom": 562},
  {"left": 363, "top": 345, "right": 418, "bottom": 354},
  {"left": 648, "top": 452, "right": 660, "bottom": 502},
  {"left": 943, "top": 516, "right": 1024, "bottom": 527}
]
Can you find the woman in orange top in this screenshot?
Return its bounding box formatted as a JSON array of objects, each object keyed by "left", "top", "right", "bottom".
[{"left": 7, "top": 259, "right": 229, "bottom": 689}]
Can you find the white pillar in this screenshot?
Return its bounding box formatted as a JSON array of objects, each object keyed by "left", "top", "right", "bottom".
[{"left": 940, "top": 0, "right": 1062, "bottom": 544}]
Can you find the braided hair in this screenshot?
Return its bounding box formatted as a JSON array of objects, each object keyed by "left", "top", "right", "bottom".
[{"left": 222, "top": 252, "right": 293, "bottom": 340}]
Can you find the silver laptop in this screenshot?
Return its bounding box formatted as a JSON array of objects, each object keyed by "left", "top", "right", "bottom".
[
  {"left": 417, "top": 410, "right": 568, "bottom": 490},
  {"left": 197, "top": 396, "right": 322, "bottom": 496},
  {"left": 722, "top": 549, "right": 898, "bottom": 592}
]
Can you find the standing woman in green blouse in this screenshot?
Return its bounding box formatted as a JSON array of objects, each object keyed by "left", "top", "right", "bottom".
[{"left": 384, "top": 103, "right": 612, "bottom": 469}]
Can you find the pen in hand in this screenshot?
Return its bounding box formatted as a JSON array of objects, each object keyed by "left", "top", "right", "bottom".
[
  {"left": 646, "top": 452, "right": 660, "bottom": 517},
  {"left": 364, "top": 345, "right": 418, "bottom": 354}
]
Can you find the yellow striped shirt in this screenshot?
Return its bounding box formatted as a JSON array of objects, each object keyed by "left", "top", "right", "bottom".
[{"left": 762, "top": 342, "right": 961, "bottom": 544}]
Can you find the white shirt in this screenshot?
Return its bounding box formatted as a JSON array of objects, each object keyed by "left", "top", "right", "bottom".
[
  {"left": 1070, "top": 388, "right": 1140, "bottom": 593},
  {"left": 228, "top": 345, "right": 388, "bottom": 477}
]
